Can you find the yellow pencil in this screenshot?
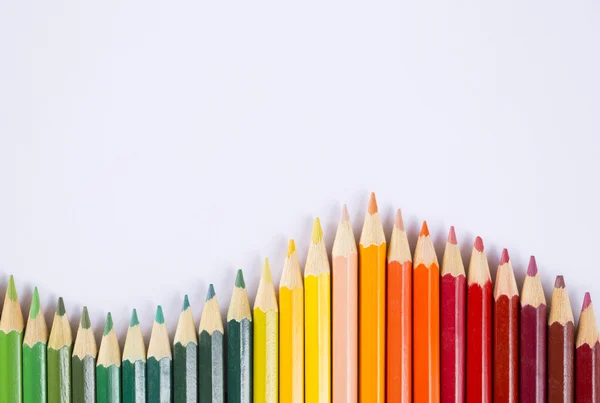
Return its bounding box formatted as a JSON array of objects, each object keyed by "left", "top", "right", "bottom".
[
  {"left": 254, "top": 258, "right": 279, "bottom": 403},
  {"left": 279, "top": 240, "right": 304, "bottom": 403},
  {"left": 305, "top": 217, "right": 331, "bottom": 402}
]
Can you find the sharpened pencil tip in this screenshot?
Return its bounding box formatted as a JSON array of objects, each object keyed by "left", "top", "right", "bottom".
[
  {"left": 206, "top": 284, "right": 216, "bottom": 301},
  {"left": 262, "top": 258, "right": 273, "bottom": 283},
  {"left": 394, "top": 209, "right": 405, "bottom": 231},
  {"left": 527, "top": 256, "right": 538, "bottom": 276},
  {"left": 448, "top": 226, "right": 457, "bottom": 245},
  {"left": 56, "top": 297, "right": 66, "bottom": 316},
  {"left": 6, "top": 275, "right": 17, "bottom": 301},
  {"left": 182, "top": 295, "right": 190, "bottom": 311},
  {"left": 582, "top": 292, "right": 592, "bottom": 311},
  {"left": 287, "top": 239, "right": 296, "bottom": 257},
  {"left": 554, "top": 275, "right": 565, "bottom": 289},
  {"left": 474, "top": 236, "right": 484, "bottom": 252},
  {"left": 29, "top": 287, "right": 41, "bottom": 319},
  {"left": 130, "top": 309, "right": 139, "bottom": 327},
  {"left": 500, "top": 248, "right": 510, "bottom": 265},
  {"left": 368, "top": 192, "right": 378, "bottom": 214},
  {"left": 420, "top": 221, "right": 430, "bottom": 237},
  {"left": 155, "top": 306, "right": 165, "bottom": 324},
  {"left": 235, "top": 269, "right": 246, "bottom": 288},
  {"left": 103, "top": 313, "right": 113, "bottom": 336},
  {"left": 81, "top": 307, "right": 91, "bottom": 329},
  {"left": 341, "top": 204, "right": 350, "bottom": 222},
  {"left": 312, "top": 218, "right": 323, "bottom": 244}
]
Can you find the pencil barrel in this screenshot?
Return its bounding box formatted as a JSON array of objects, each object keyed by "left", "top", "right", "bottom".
[
  {"left": 548, "top": 321, "right": 574, "bottom": 403},
  {"left": 48, "top": 345, "right": 72, "bottom": 403},
  {"left": 520, "top": 304, "right": 547, "bottom": 403},
  {"left": 174, "top": 342, "right": 198, "bottom": 403},
  {"left": 227, "top": 318, "right": 253, "bottom": 403},
  {"left": 199, "top": 331, "right": 224, "bottom": 403},
  {"left": 23, "top": 342, "right": 47, "bottom": 403},
  {"left": 96, "top": 364, "right": 121, "bottom": 403},
  {"left": 0, "top": 330, "right": 23, "bottom": 403},
  {"left": 122, "top": 359, "right": 146, "bottom": 403},
  {"left": 147, "top": 357, "right": 172, "bottom": 403},
  {"left": 72, "top": 355, "right": 96, "bottom": 403}
]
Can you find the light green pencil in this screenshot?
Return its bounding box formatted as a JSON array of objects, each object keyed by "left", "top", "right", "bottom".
[
  {"left": 0, "top": 275, "right": 24, "bottom": 403},
  {"left": 23, "top": 287, "right": 48, "bottom": 403},
  {"left": 96, "top": 313, "right": 121, "bottom": 403},
  {"left": 72, "top": 307, "right": 97, "bottom": 403},
  {"left": 48, "top": 297, "right": 72, "bottom": 403}
]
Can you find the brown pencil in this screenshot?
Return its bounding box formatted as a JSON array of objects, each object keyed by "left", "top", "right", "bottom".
[
  {"left": 575, "top": 293, "right": 599, "bottom": 403},
  {"left": 548, "top": 276, "right": 574, "bottom": 403}
]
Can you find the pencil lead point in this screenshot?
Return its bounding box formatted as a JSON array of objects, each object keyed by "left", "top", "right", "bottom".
[
  {"left": 29, "top": 287, "right": 41, "bottom": 318},
  {"left": 206, "top": 284, "right": 216, "bottom": 301},
  {"left": 500, "top": 248, "right": 510, "bottom": 265},
  {"left": 130, "top": 309, "right": 139, "bottom": 327},
  {"left": 235, "top": 269, "right": 246, "bottom": 288},
  {"left": 448, "top": 226, "right": 457, "bottom": 245},
  {"left": 182, "top": 295, "right": 190, "bottom": 311},
  {"left": 155, "top": 306, "right": 165, "bottom": 324},
  {"left": 262, "top": 258, "right": 273, "bottom": 283},
  {"left": 56, "top": 297, "right": 66, "bottom": 316},
  {"left": 394, "top": 209, "right": 405, "bottom": 231},
  {"left": 341, "top": 204, "right": 350, "bottom": 222},
  {"left": 582, "top": 292, "right": 592, "bottom": 311},
  {"left": 420, "top": 221, "right": 430, "bottom": 237},
  {"left": 474, "top": 236, "right": 484, "bottom": 252},
  {"left": 287, "top": 239, "right": 296, "bottom": 257},
  {"left": 554, "top": 275, "right": 565, "bottom": 289},
  {"left": 311, "top": 218, "right": 323, "bottom": 243},
  {"left": 103, "top": 313, "right": 113, "bottom": 335},
  {"left": 81, "top": 306, "right": 91, "bottom": 329},
  {"left": 527, "top": 256, "right": 538, "bottom": 276},
  {"left": 6, "top": 275, "right": 17, "bottom": 301},
  {"left": 367, "top": 192, "right": 378, "bottom": 214}
]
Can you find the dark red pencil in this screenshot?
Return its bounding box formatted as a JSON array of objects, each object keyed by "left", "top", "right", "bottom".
[
  {"left": 493, "top": 249, "right": 519, "bottom": 403},
  {"left": 548, "top": 276, "right": 574, "bottom": 403},
  {"left": 575, "top": 292, "right": 599, "bottom": 403},
  {"left": 520, "top": 256, "right": 547, "bottom": 403},
  {"left": 440, "top": 226, "right": 466, "bottom": 403},
  {"left": 466, "top": 236, "right": 492, "bottom": 403}
]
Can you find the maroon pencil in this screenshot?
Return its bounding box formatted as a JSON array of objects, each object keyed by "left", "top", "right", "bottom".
[
  {"left": 440, "top": 226, "right": 466, "bottom": 403},
  {"left": 520, "top": 256, "right": 547, "bottom": 403},
  {"left": 575, "top": 293, "right": 600, "bottom": 403},
  {"left": 493, "top": 249, "right": 519, "bottom": 403},
  {"left": 548, "top": 276, "right": 574, "bottom": 403}
]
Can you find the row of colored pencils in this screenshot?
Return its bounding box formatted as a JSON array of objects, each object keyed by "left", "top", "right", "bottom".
[{"left": 0, "top": 192, "right": 598, "bottom": 403}]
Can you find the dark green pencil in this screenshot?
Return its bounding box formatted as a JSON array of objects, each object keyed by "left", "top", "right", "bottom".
[
  {"left": 72, "top": 307, "right": 97, "bottom": 403},
  {"left": 174, "top": 296, "right": 198, "bottom": 403},
  {"left": 147, "top": 305, "right": 172, "bottom": 403},
  {"left": 48, "top": 297, "right": 72, "bottom": 403},
  {"left": 123, "top": 309, "right": 146, "bottom": 403},
  {"left": 199, "top": 284, "right": 224, "bottom": 403},
  {"left": 96, "top": 313, "right": 121, "bottom": 403}
]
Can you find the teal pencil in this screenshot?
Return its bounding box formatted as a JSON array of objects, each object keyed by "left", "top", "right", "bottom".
[
  {"left": 174, "top": 296, "right": 198, "bottom": 403},
  {"left": 23, "top": 287, "right": 48, "bottom": 403},
  {"left": 96, "top": 313, "right": 121, "bottom": 403},
  {"left": 199, "top": 285, "right": 225, "bottom": 403},
  {"left": 72, "top": 307, "right": 97, "bottom": 403},
  {"left": 147, "top": 306, "right": 173, "bottom": 403},
  {"left": 123, "top": 309, "right": 146, "bottom": 403}
]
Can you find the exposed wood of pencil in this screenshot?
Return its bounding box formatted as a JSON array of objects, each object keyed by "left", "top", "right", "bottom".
[
  {"left": 147, "top": 306, "right": 172, "bottom": 403},
  {"left": 96, "top": 313, "right": 121, "bottom": 403},
  {"left": 173, "top": 295, "right": 198, "bottom": 403},
  {"left": 122, "top": 309, "right": 146, "bottom": 403},
  {"left": 305, "top": 217, "right": 331, "bottom": 402},
  {"left": 466, "top": 236, "right": 492, "bottom": 403},
  {"left": 332, "top": 205, "right": 358, "bottom": 403},
  {"left": 254, "top": 258, "right": 279, "bottom": 403},
  {"left": 358, "top": 193, "right": 386, "bottom": 403},
  {"left": 73, "top": 306, "right": 97, "bottom": 403},
  {"left": 548, "top": 276, "right": 574, "bottom": 403},
  {"left": 440, "top": 226, "right": 466, "bottom": 403},
  {"left": 386, "top": 209, "right": 411, "bottom": 403},
  {"left": 413, "top": 221, "right": 440, "bottom": 403},
  {"left": 228, "top": 269, "right": 253, "bottom": 403},
  {"left": 199, "top": 285, "right": 225, "bottom": 402},
  {"left": 0, "top": 275, "right": 24, "bottom": 403},
  {"left": 493, "top": 249, "right": 520, "bottom": 403},
  {"left": 576, "top": 293, "right": 599, "bottom": 403},
  {"left": 279, "top": 239, "right": 304, "bottom": 403},
  {"left": 23, "top": 286, "right": 48, "bottom": 403},
  {"left": 520, "top": 256, "right": 547, "bottom": 403}
]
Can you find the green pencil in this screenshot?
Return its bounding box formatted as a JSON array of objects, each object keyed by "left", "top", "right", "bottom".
[
  {"left": 227, "top": 270, "right": 253, "bottom": 403},
  {"left": 72, "top": 307, "right": 97, "bottom": 403},
  {"left": 147, "top": 305, "right": 172, "bottom": 403},
  {"left": 123, "top": 309, "right": 146, "bottom": 403},
  {"left": 48, "top": 297, "right": 72, "bottom": 403},
  {"left": 174, "top": 295, "right": 198, "bottom": 403},
  {"left": 0, "top": 275, "right": 24, "bottom": 403},
  {"left": 199, "top": 285, "right": 224, "bottom": 403},
  {"left": 23, "top": 287, "right": 48, "bottom": 403},
  {"left": 96, "top": 313, "right": 121, "bottom": 403}
]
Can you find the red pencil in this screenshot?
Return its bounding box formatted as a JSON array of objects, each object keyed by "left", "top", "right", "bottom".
[
  {"left": 440, "top": 226, "right": 466, "bottom": 403},
  {"left": 575, "top": 292, "right": 599, "bottom": 403},
  {"left": 493, "top": 249, "right": 519, "bottom": 403},
  {"left": 520, "top": 256, "right": 547, "bottom": 403},
  {"left": 548, "top": 276, "right": 574, "bottom": 403},
  {"left": 466, "top": 236, "right": 492, "bottom": 403}
]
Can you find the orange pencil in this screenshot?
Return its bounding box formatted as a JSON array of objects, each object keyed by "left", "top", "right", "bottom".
[
  {"left": 413, "top": 221, "right": 440, "bottom": 403},
  {"left": 386, "top": 209, "right": 412, "bottom": 402},
  {"left": 359, "top": 192, "right": 386, "bottom": 403}
]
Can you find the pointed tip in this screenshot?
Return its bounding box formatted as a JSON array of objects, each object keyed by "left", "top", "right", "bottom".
[
  {"left": 554, "top": 275, "right": 565, "bottom": 289},
  {"left": 287, "top": 239, "right": 296, "bottom": 257},
  {"left": 80, "top": 306, "right": 91, "bottom": 329},
  {"left": 56, "top": 297, "right": 66, "bottom": 316},
  {"left": 367, "top": 192, "right": 378, "bottom": 214},
  {"left": 448, "top": 226, "right": 457, "bottom": 245},
  {"left": 206, "top": 284, "right": 216, "bottom": 301},
  {"left": 394, "top": 209, "right": 405, "bottom": 231},
  {"left": 182, "top": 295, "right": 190, "bottom": 311},
  {"left": 419, "top": 221, "right": 430, "bottom": 237},
  {"left": 527, "top": 256, "right": 538, "bottom": 276},
  {"left": 341, "top": 204, "right": 350, "bottom": 222},
  {"left": 474, "top": 236, "right": 484, "bottom": 252},
  {"left": 500, "top": 248, "right": 510, "bottom": 265},
  {"left": 262, "top": 258, "right": 273, "bottom": 283},
  {"left": 6, "top": 275, "right": 17, "bottom": 301},
  {"left": 130, "top": 309, "right": 139, "bottom": 327},
  {"left": 155, "top": 305, "right": 165, "bottom": 324},
  {"left": 235, "top": 269, "right": 246, "bottom": 288},
  {"left": 103, "top": 313, "right": 113, "bottom": 336},
  {"left": 29, "top": 287, "right": 41, "bottom": 318},
  {"left": 582, "top": 292, "right": 592, "bottom": 311},
  {"left": 311, "top": 217, "right": 323, "bottom": 243}
]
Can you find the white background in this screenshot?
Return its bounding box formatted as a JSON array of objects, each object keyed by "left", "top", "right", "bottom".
[{"left": 1, "top": 1, "right": 599, "bottom": 341}]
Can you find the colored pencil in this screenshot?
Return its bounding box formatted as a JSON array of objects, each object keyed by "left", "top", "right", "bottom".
[
  {"left": 0, "top": 275, "right": 24, "bottom": 403},
  {"left": 147, "top": 305, "right": 172, "bottom": 403},
  {"left": 174, "top": 295, "right": 197, "bottom": 403},
  {"left": 48, "top": 297, "right": 72, "bottom": 403},
  {"left": 227, "top": 269, "right": 253, "bottom": 403},
  {"left": 305, "top": 218, "right": 331, "bottom": 402},
  {"left": 466, "top": 236, "right": 492, "bottom": 403},
  {"left": 520, "top": 256, "right": 547, "bottom": 403},
  {"left": 386, "top": 209, "right": 411, "bottom": 402},
  {"left": 440, "top": 226, "right": 466, "bottom": 403},
  {"left": 575, "top": 293, "right": 599, "bottom": 403},
  {"left": 413, "top": 221, "right": 440, "bottom": 403},
  {"left": 493, "top": 249, "right": 519, "bottom": 403},
  {"left": 254, "top": 258, "right": 278, "bottom": 403},
  {"left": 96, "top": 313, "right": 121, "bottom": 403},
  {"left": 122, "top": 309, "right": 146, "bottom": 403},
  {"left": 358, "top": 193, "right": 386, "bottom": 403},
  {"left": 199, "top": 285, "right": 224, "bottom": 403},
  {"left": 73, "top": 307, "right": 97, "bottom": 403},
  {"left": 332, "top": 205, "right": 358, "bottom": 403},
  {"left": 23, "top": 286, "right": 48, "bottom": 403},
  {"left": 548, "top": 276, "right": 574, "bottom": 403},
  {"left": 279, "top": 239, "right": 304, "bottom": 403}
]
